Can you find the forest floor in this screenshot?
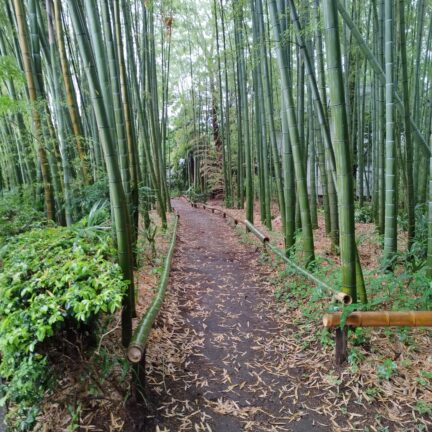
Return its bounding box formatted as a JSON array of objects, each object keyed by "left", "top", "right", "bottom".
[
  {"left": 34, "top": 197, "right": 432, "bottom": 431},
  {"left": 126, "top": 197, "right": 328, "bottom": 431},
  {"left": 125, "top": 197, "right": 432, "bottom": 432}
]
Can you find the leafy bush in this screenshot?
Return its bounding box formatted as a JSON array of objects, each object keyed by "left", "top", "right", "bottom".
[
  {"left": 73, "top": 177, "right": 110, "bottom": 219},
  {"left": 0, "top": 194, "right": 47, "bottom": 244},
  {"left": 76, "top": 199, "right": 110, "bottom": 230},
  {"left": 185, "top": 186, "right": 207, "bottom": 203},
  {"left": 354, "top": 203, "right": 374, "bottom": 223},
  {"left": 397, "top": 204, "right": 428, "bottom": 269},
  {"left": 0, "top": 226, "right": 127, "bottom": 429}
]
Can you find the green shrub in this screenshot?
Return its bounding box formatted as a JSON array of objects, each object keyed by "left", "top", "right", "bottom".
[
  {"left": 0, "top": 226, "right": 127, "bottom": 429},
  {"left": 354, "top": 203, "right": 374, "bottom": 223},
  {"left": 0, "top": 195, "right": 47, "bottom": 244},
  {"left": 185, "top": 186, "right": 207, "bottom": 203},
  {"left": 73, "top": 176, "right": 110, "bottom": 219}
]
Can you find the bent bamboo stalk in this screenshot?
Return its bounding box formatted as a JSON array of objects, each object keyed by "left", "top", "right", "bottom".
[
  {"left": 128, "top": 214, "right": 179, "bottom": 363},
  {"left": 245, "top": 220, "right": 269, "bottom": 243},
  {"left": 266, "top": 243, "right": 352, "bottom": 304},
  {"left": 323, "top": 311, "right": 432, "bottom": 328}
]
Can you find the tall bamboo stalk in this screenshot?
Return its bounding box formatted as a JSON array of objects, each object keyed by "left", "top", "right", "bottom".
[
  {"left": 68, "top": 0, "right": 134, "bottom": 346},
  {"left": 269, "top": 0, "right": 315, "bottom": 265},
  {"left": 383, "top": 0, "right": 397, "bottom": 265},
  {"left": 13, "top": 0, "right": 55, "bottom": 220},
  {"left": 322, "top": 0, "right": 357, "bottom": 301}
]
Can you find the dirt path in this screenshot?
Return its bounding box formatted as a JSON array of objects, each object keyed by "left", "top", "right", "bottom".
[{"left": 126, "top": 198, "right": 326, "bottom": 431}]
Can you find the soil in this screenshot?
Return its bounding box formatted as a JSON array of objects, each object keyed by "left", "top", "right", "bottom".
[{"left": 125, "top": 198, "right": 329, "bottom": 431}]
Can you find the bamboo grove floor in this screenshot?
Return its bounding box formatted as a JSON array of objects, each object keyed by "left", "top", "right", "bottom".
[{"left": 125, "top": 198, "right": 432, "bottom": 431}]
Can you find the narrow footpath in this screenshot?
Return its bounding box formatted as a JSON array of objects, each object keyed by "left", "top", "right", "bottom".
[{"left": 127, "top": 198, "right": 326, "bottom": 431}]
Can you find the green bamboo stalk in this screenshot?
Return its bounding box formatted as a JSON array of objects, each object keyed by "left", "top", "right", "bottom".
[
  {"left": 53, "top": 0, "right": 91, "bottom": 186},
  {"left": 322, "top": 0, "right": 357, "bottom": 301},
  {"left": 234, "top": 0, "right": 253, "bottom": 221},
  {"left": 427, "top": 141, "right": 432, "bottom": 277},
  {"left": 378, "top": 0, "right": 385, "bottom": 234},
  {"left": 68, "top": 0, "right": 135, "bottom": 346},
  {"left": 114, "top": 0, "right": 139, "bottom": 239},
  {"left": 293, "top": 0, "right": 339, "bottom": 243},
  {"left": 281, "top": 97, "right": 295, "bottom": 252},
  {"left": 250, "top": 7, "right": 271, "bottom": 228},
  {"left": 13, "top": 0, "right": 55, "bottom": 220},
  {"left": 219, "top": 0, "right": 233, "bottom": 207},
  {"left": 382, "top": 0, "right": 397, "bottom": 265},
  {"left": 213, "top": 0, "right": 229, "bottom": 207},
  {"left": 255, "top": 0, "right": 285, "bottom": 233},
  {"left": 398, "top": 0, "right": 415, "bottom": 249},
  {"left": 269, "top": 0, "right": 315, "bottom": 265},
  {"left": 47, "top": 0, "right": 73, "bottom": 225}
]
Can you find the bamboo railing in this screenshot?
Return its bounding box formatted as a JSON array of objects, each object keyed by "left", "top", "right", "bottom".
[
  {"left": 128, "top": 213, "right": 179, "bottom": 363},
  {"left": 323, "top": 311, "right": 432, "bottom": 328},
  {"left": 187, "top": 198, "right": 352, "bottom": 305},
  {"left": 325, "top": 311, "right": 432, "bottom": 365},
  {"left": 185, "top": 199, "right": 432, "bottom": 366},
  {"left": 187, "top": 198, "right": 432, "bottom": 366}
]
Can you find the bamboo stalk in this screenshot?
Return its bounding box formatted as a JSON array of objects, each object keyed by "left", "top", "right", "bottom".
[
  {"left": 335, "top": 0, "right": 430, "bottom": 156},
  {"left": 322, "top": 0, "right": 357, "bottom": 301},
  {"left": 13, "top": 0, "right": 55, "bottom": 221},
  {"left": 267, "top": 243, "right": 350, "bottom": 304},
  {"left": 323, "top": 311, "right": 432, "bottom": 328},
  {"left": 128, "top": 214, "right": 179, "bottom": 363},
  {"left": 383, "top": 0, "right": 397, "bottom": 265},
  {"left": 245, "top": 220, "right": 269, "bottom": 243}
]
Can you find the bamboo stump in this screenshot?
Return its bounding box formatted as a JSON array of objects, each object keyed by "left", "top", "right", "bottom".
[
  {"left": 335, "top": 327, "right": 348, "bottom": 365},
  {"left": 132, "top": 350, "right": 146, "bottom": 402}
]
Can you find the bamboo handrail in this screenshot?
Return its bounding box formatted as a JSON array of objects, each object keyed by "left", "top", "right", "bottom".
[
  {"left": 128, "top": 214, "right": 179, "bottom": 363},
  {"left": 323, "top": 311, "right": 432, "bottom": 328},
  {"left": 198, "top": 202, "right": 245, "bottom": 225},
  {"left": 245, "top": 220, "right": 269, "bottom": 243},
  {"left": 184, "top": 197, "right": 351, "bottom": 304},
  {"left": 266, "top": 243, "right": 352, "bottom": 305}
]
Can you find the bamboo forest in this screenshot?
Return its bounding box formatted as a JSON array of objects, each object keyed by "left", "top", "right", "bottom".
[{"left": 1, "top": 0, "right": 432, "bottom": 430}]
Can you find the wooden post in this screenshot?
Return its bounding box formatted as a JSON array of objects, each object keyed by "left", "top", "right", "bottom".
[
  {"left": 335, "top": 327, "right": 348, "bottom": 365},
  {"left": 132, "top": 350, "right": 146, "bottom": 402}
]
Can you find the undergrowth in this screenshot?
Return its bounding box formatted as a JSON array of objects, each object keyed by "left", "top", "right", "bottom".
[
  {"left": 0, "top": 225, "right": 127, "bottom": 430},
  {"left": 0, "top": 193, "right": 48, "bottom": 245}
]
